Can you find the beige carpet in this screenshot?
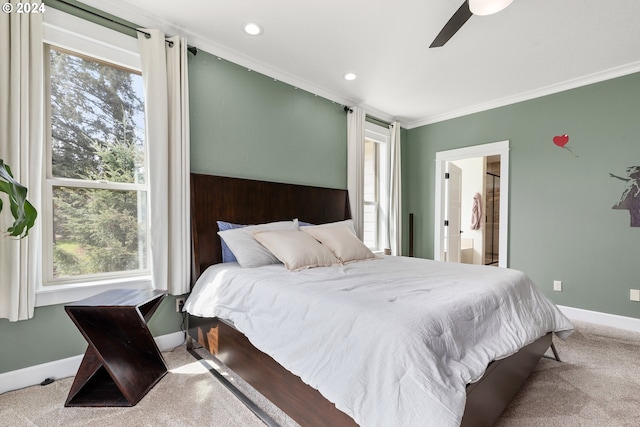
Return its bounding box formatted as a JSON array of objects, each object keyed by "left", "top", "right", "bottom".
[
  {"left": 0, "top": 345, "right": 274, "bottom": 427},
  {"left": 1, "top": 320, "right": 639, "bottom": 426},
  {"left": 496, "top": 320, "right": 640, "bottom": 426}
]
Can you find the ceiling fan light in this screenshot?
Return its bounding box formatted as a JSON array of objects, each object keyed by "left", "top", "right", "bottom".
[{"left": 469, "top": 0, "right": 513, "bottom": 16}]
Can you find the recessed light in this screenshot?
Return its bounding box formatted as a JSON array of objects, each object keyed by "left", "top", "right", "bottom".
[
  {"left": 243, "top": 22, "right": 263, "bottom": 36},
  {"left": 343, "top": 72, "right": 357, "bottom": 81}
]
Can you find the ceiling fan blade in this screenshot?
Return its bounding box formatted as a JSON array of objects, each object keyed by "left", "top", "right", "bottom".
[{"left": 429, "top": 1, "right": 473, "bottom": 48}]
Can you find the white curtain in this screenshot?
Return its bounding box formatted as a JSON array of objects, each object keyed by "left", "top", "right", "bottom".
[
  {"left": 137, "top": 30, "right": 190, "bottom": 295},
  {"left": 0, "top": 2, "right": 43, "bottom": 321},
  {"left": 388, "top": 122, "right": 402, "bottom": 255},
  {"left": 347, "top": 107, "right": 365, "bottom": 239}
]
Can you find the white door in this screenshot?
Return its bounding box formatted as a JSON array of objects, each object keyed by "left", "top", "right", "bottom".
[{"left": 445, "top": 162, "right": 462, "bottom": 263}]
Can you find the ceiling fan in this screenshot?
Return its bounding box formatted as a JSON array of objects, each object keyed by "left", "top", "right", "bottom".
[{"left": 430, "top": 0, "right": 513, "bottom": 48}]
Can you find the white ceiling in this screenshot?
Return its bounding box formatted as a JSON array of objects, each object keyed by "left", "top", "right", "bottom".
[{"left": 83, "top": 0, "right": 640, "bottom": 128}]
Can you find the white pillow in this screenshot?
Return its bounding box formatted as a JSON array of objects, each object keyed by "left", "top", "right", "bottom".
[
  {"left": 252, "top": 230, "right": 339, "bottom": 271},
  {"left": 218, "top": 219, "right": 299, "bottom": 268},
  {"left": 302, "top": 225, "right": 376, "bottom": 264},
  {"left": 301, "top": 219, "right": 356, "bottom": 234}
]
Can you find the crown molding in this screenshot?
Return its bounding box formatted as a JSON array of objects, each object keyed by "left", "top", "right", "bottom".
[
  {"left": 76, "top": 0, "right": 638, "bottom": 131},
  {"left": 77, "top": 0, "right": 404, "bottom": 126},
  {"left": 76, "top": 1, "right": 344, "bottom": 102},
  {"left": 405, "top": 60, "right": 640, "bottom": 129}
]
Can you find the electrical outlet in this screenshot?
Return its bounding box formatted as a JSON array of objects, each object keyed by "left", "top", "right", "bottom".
[
  {"left": 630, "top": 289, "right": 640, "bottom": 302},
  {"left": 553, "top": 280, "right": 562, "bottom": 292},
  {"left": 176, "top": 297, "right": 185, "bottom": 312}
]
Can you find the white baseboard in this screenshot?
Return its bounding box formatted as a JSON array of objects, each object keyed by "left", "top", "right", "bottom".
[
  {"left": 0, "top": 354, "right": 85, "bottom": 396},
  {"left": 0, "top": 331, "right": 185, "bottom": 396},
  {"left": 558, "top": 305, "right": 640, "bottom": 334}
]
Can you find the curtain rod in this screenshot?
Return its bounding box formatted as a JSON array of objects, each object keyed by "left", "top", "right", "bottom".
[
  {"left": 366, "top": 114, "right": 392, "bottom": 128},
  {"left": 55, "top": 0, "right": 198, "bottom": 55},
  {"left": 343, "top": 107, "right": 393, "bottom": 128}
]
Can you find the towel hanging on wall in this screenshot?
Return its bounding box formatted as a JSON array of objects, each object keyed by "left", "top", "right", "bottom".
[{"left": 471, "top": 192, "right": 482, "bottom": 230}]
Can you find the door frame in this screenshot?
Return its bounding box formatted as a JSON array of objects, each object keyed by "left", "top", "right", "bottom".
[{"left": 434, "top": 140, "right": 510, "bottom": 267}]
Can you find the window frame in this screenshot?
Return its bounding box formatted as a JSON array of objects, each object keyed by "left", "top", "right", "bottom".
[
  {"left": 363, "top": 121, "right": 391, "bottom": 252},
  {"left": 37, "top": 8, "right": 152, "bottom": 307}
]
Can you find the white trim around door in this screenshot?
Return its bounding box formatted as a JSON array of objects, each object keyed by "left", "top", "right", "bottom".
[{"left": 434, "top": 140, "right": 510, "bottom": 267}]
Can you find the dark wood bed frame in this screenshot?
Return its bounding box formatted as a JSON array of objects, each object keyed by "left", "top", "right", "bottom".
[{"left": 187, "top": 173, "right": 552, "bottom": 427}]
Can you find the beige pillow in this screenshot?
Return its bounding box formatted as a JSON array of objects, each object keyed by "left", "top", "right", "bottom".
[
  {"left": 302, "top": 226, "right": 376, "bottom": 264},
  {"left": 253, "top": 230, "right": 339, "bottom": 271}
]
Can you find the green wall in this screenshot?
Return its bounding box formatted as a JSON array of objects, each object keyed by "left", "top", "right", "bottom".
[
  {"left": 190, "top": 54, "right": 347, "bottom": 187},
  {"left": 404, "top": 72, "right": 640, "bottom": 319},
  {"left": 1, "top": 4, "right": 348, "bottom": 375}
]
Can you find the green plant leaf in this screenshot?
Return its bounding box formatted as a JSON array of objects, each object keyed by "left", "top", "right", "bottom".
[{"left": 0, "top": 159, "right": 38, "bottom": 239}]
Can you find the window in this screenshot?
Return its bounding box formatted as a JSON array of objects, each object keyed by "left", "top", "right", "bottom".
[
  {"left": 363, "top": 139, "right": 379, "bottom": 248},
  {"left": 363, "top": 121, "right": 390, "bottom": 252},
  {"left": 38, "top": 9, "right": 150, "bottom": 305}
]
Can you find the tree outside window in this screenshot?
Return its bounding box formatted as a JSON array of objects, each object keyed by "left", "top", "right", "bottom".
[{"left": 46, "top": 47, "right": 148, "bottom": 281}]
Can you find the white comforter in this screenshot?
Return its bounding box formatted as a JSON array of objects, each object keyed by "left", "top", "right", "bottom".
[{"left": 185, "top": 256, "right": 573, "bottom": 427}]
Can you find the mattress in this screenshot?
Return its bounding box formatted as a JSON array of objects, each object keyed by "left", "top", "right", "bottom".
[{"left": 185, "top": 256, "right": 574, "bottom": 427}]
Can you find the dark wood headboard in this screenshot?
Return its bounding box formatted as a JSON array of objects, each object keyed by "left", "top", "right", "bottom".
[{"left": 190, "top": 173, "right": 351, "bottom": 284}]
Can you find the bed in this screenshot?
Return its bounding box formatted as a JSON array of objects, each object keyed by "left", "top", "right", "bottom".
[{"left": 185, "top": 173, "right": 573, "bottom": 427}]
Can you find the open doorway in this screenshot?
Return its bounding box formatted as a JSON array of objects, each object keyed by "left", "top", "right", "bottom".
[
  {"left": 444, "top": 156, "right": 487, "bottom": 265},
  {"left": 434, "top": 141, "right": 509, "bottom": 268}
]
